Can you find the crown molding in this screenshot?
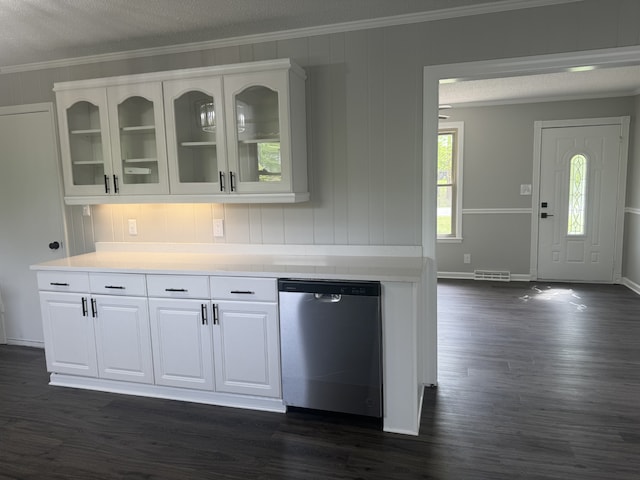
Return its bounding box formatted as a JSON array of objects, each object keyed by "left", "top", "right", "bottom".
[{"left": 0, "top": 0, "right": 582, "bottom": 75}]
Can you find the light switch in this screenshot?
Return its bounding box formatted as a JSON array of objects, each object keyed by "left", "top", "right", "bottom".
[
  {"left": 128, "top": 219, "right": 138, "bottom": 236},
  {"left": 520, "top": 184, "right": 532, "bottom": 195},
  {"left": 213, "top": 219, "right": 224, "bottom": 237}
]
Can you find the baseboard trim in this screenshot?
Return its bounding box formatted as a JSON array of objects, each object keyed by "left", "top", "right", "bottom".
[
  {"left": 7, "top": 339, "right": 44, "bottom": 349},
  {"left": 49, "top": 373, "right": 287, "bottom": 413},
  {"left": 622, "top": 277, "right": 640, "bottom": 296}
]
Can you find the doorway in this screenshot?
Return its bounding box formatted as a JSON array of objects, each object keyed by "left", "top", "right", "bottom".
[
  {"left": 0, "top": 104, "right": 67, "bottom": 346},
  {"left": 533, "top": 118, "right": 629, "bottom": 283}
]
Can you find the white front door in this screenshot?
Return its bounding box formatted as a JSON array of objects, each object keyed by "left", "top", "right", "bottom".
[
  {"left": 0, "top": 104, "right": 66, "bottom": 345},
  {"left": 536, "top": 120, "right": 627, "bottom": 282}
]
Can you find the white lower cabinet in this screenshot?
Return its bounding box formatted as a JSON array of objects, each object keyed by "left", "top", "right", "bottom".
[
  {"left": 212, "top": 301, "right": 280, "bottom": 397},
  {"left": 40, "top": 291, "right": 98, "bottom": 377},
  {"left": 148, "top": 297, "right": 214, "bottom": 390},
  {"left": 38, "top": 272, "right": 153, "bottom": 384},
  {"left": 37, "top": 271, "right": 283, "bottom": 412},
  {"left": 93, "top": 295, "right": 153, "bottom": 384}
]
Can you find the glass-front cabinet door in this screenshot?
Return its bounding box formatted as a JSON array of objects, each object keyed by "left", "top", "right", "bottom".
[
  {"left": 106, "top": 82, "right": 169, "bottom": 195},
  {"left": 56, "top": 88, "right": 113, "bottom": 196},
  {"left": 163, "top": 76, "right": 226, "bottom": 194},
  {"left": 223, "top": 70, "right": 292, "bottom": 194}
]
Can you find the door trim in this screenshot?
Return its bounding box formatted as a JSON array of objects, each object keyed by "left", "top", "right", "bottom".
[{"left": 530, "top": 116, "right": 630, "bottom": 282}]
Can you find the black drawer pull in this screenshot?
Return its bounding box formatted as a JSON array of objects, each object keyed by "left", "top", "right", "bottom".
[
  {"left": 50, "top": 282, "right": 69, "bottom": 287},
  {"left": 105, "top": 285, "right": 125, "bottom": 290},
  {"left": 165, "top": 288, "right": 187, "bottom": 292},
  {"left": 230, "top": 290, "right": 255, "bottom": 295}
]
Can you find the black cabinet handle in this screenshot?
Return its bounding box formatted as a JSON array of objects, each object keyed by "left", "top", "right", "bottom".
[
  {"left": 230, "top": 290, "right": 255, "bottom": 295},
  {"left": 81, "top": 297, "right": 88, "bottom": 317},
  {"left": 230, "top": 171, "right": 236, "bottom": 192},
  {"left": 91, "top": 298, "right": 97, "bottom": 318},
  {"left": 104, "top": 285, "right": 125, "bottom": 290},
  {"left": 165, "top": 288, "right": 187, "bottom": 292},
  {"left": 540, "top": 212, "right": 555, "bottom": 219},
  {"left": 50, "top": 282, "right": 69, "bottom": 287},
  {"left": 113, "top": 175, "right": 119, "bottom": 194},
  {"left": 49, "top": 241, "right": 60, "bottom": 250},
  {"left": 104, "top": 174, "right": 110, "bottom": 194},
  {"left": 201, "top": 304, "right": 208, "bottom": 325},
  {"left": 219, "top": 171, "right": 225, "bottom": 192},
  {"left": 212, "top": 303, "right": 219, "bottom": 325}
]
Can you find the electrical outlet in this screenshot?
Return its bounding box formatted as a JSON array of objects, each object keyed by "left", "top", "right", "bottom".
[
  {"left": 213, "top": 219, "right": 224, "bottom": 237},
  {"left": 128, "top": 219, "right": 138, "bottom": 236},
  {"left": 463, "top": 253, "right": 471, "bottom": 264},
  {"left": 520, "top": 184, "right": 532, "bottom": 195},
  {"left": 82, "top": 205, "right": 91, "bottom": 217}
]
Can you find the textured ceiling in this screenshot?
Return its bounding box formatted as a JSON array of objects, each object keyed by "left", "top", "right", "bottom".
[
  {"left": 0, "top": 0, "right": 510, "bottom": 67},
  {"left": 440, "top": 65, "right": 640, "bottom": 106}
]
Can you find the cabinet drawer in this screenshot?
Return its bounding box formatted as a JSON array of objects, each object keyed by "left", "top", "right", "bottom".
[
  {"left": 37, "top": 271, "right": 89, "bottom": 292},
  {"left": 210, "top": 276, "right": 277, "bottom": 302},
  {"left": 89, "top": 273, "right": 146, "bottom": 296},
  {"left": 146, "top": 275, "right": 209, "bottom": 298}
]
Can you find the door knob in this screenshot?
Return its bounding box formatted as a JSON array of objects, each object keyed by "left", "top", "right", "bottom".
[
  {"left": 48, "top": 241, "right": 61, "bottom": 250},
  {"left": 540, "top": 213, "right": 554, "bottom": 219}
]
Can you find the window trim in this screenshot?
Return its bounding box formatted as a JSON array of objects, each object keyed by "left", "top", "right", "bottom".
[{"left": 437, "top": 121, "right": 464, "bottom": 242}]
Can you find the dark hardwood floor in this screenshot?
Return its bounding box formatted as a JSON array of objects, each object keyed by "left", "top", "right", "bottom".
[{"left": 1, "top": 280, "right": 639, "bottom": 479}]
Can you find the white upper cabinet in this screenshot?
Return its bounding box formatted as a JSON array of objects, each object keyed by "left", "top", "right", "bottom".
[
  {"left": 54, "top": 59, "right": 308, "bottom": 204},
  {"left": 106, "top": 82, "right": 169, "bottom": 195},
  {"left": 56, "top": 87, "right": 113, "bottom": 197},
  {"left": 163, "top": 76, "right": 227, "bottom": 195},
  {"left": 223, "top": 68, "right": 306, "bottom": 196}
]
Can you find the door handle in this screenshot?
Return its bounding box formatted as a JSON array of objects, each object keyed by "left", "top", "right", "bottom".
[
  {"left": 201, "top": 304, "right": 208, "bottom": 325},
  {"left": 91, "top": 298, "right": 97, "bottom": 318},
  {"left": 48, "top": 241, "right": 60, "bottom": 250},
  {"left": 81, "top": 297, "right": 88, "bottom": 317},
  {"left": 219, "top": 171, "right": 225, "bottom": 192},
  {"left": 104, "top": 174, "right": 110, "bottom": 194},
  {"left": 540, "top": 212, "right": 554, "bottom": 219},
  {"left": 212, "top": 303, "right": 219, "bottom": 325}
]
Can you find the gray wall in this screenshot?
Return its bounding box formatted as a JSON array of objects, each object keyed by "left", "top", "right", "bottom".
[
  {"left": 623, "top": 95, "right": 640, "bottom": 286},
  {"left": 0, "top": 0, "right": 639, "bottom": 257},
  {"left": 437, "top": 96, "right": 637, "bottom": 276}
]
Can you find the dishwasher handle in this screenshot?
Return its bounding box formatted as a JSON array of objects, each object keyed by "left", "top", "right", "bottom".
[{"left": 313, "top": 293, "right": 342, "bottom": 303}]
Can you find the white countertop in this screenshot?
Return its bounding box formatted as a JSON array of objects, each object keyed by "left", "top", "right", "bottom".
[{"left": 31, "top": 251, "right": 424, "bottom": 283}]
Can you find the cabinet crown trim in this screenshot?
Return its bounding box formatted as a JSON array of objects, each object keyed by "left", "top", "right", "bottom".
[{"left": 53, "top": 58, "right": 305, "bottom": 91}]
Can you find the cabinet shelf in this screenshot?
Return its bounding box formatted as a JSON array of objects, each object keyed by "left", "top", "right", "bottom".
[
  {"left": 70, "top": 129, "right": 102, "bottom": 135},
  {"left": 73, "top": 160, "right": 104, "bottom": 165},
  {"left": 241, "top": 137, "right": 280, "bottom": 144},
  {"left": 180, "top": 141, "right": 217, "bottom": 147},
  {"left": 123, "top": 158, "right": 157, "bottom": 163},
  {"left": 121, "top": 125, "right": 156, "bottom": 133}
]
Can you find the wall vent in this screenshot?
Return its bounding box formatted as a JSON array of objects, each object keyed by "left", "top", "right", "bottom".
[{"left": 474, "top": 270, "right": 511, "bottom": 282}]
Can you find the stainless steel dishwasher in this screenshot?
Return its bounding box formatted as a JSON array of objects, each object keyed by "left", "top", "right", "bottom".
[{"left": 278, "top": 278, "right": 382, "bottom": 418}]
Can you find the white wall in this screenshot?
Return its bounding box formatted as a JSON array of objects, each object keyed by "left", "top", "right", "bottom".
[{"left": 436, "top": 96, "right": 637, "bottom": 276}]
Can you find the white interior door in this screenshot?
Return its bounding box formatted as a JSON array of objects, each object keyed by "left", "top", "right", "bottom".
[
  {"left": 536, "top": 121, "right": 627, "bottom": 282},
  {"left": 0, "top": 104, "right": 66, "bottom": 345}
]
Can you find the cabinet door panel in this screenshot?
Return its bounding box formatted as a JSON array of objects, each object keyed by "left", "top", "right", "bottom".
[
  {"left": 56, "top": 88, "right": 113, "bottom": 196},
  {"left": 213, "top": 301, "right": 280, "bottom": 397},
  {"left": 39, "top": 291, "right": 97, "bottom": 377},
  {"left": 94, "top": 295, "right": 153, "bottom": 384},
  {"left": 148, "top": 298, "right": 213, "bottom": 390},
  {"left": 107, "top": 82, "right": 169, "bottom": 195},
  {"left": 163, "top": 76, "right": 227, "bottom": 194},
  {"left": 223, "top": 71, "right": 292, "bottom": 194}
]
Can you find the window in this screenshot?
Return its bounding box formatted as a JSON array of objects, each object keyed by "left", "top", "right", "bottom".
[
  {"left": 437, "top": 122, "right": 463, "bottom": 240},
  {"left": 567, "top": 154, "right": 587, "bottom": 235}
]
